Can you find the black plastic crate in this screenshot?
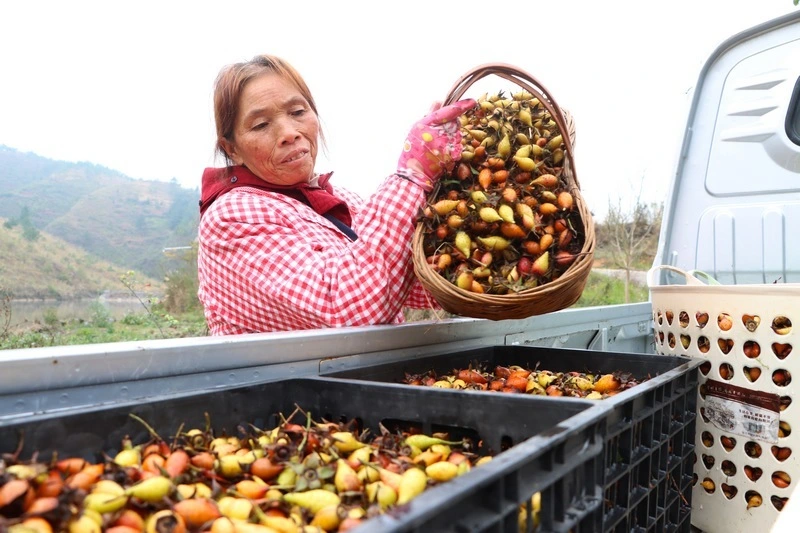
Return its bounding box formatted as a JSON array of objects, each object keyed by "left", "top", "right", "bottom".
[
  {"left": 0, "top": 377, "right": 608, "bottom": 532},
  {"left": 321, "top": 345, "right": 703, "bottom": 532}
]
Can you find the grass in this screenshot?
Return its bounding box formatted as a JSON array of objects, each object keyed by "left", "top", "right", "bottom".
[
  {"left": 1, "top": 271, "right": 650, "bottom": 349},
  {"left": 0, "top": 308, "right": 207, "bottom": 350},
  {"left": 575, "top": 271, "right": 650, "bottom": 307}
]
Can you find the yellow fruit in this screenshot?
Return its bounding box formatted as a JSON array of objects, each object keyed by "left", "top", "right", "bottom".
[
  {"left": 425, "top": 461, "right": 459, "bottom": 482},
  {"left": 113, "top": 448, "right": 141, "bottom": 468},
  {"left": 283, "top": 490, "right": 341, "bottom": 515},
  {"left": 68, "top": 515, "right": 101, "bottom": 533},
  {"left": 125, "top": 476, "right": 173, "bottom": 503},
  {"left": 397, "top": 467, "right": 428, "bottom": 505},
  {"left": 475, "top": 456, "right": 493, "bottom": 467},
  {"left": 330, "top": 432, "right": 365, "bottom": 453},
  {"left": 83, "top": 492, "right": 128, "bottom": 514},
  {"left": 513, "top": 156, "right": 536, "bottom": 172},
  {"left": 479, "top": 207, "right": 503, "bottom": 223},
  {"left": 309, "top": 504, "right": 340, "bottom": 531},
  {"left": 497, "top": 205, "right": 514, "bottom": 224}
]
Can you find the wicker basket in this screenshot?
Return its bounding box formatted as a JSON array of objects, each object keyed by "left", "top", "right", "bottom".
[{"left": 412, "top": 63, "right": 595, "bottom": 320}]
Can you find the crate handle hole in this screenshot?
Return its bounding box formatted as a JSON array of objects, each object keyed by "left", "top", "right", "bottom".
[
  {"left": 742, "top": 314, "right": 761, "bottom": 332},
  {"left": 680, "top": 334, "right": 691, "bottom": 350},
  {"left": 701, "top": 454, "right": 715, "bottom": 469},
  {"left": 745, "top": 490, "right": 763, "bottom": 509},
  {"left": 744, "top": 465, "right": 762, "bottom": 481},
  {"left": 720, "top": 435, "right": 736, "bottom": 452},
  {"left": 773, "top": 370, "right": 792, "bottom": 387},
  {"left": 744, "top": 366, "right": 761, "bottom": 382},
  {"left": 743, "top": 341, "right": 761, "bottom": 358},
  {"left": 717, "top": 339, "right": 734, "bottom": 355},
  {"left": 771, "top": 316, "right": 792, "bottom": 335},
  {"left": 780, "top": 396, "right": 792, "bottom": 412},
  {"left": 744, "top": 441, "right": 762, "bottom": 458},
  {"left": 773, "top": 343, "right": 793, "bottom": 360},
  {"left": 721, "top": 483, "right": 738, "bottom": 500},
  {"left": 771, "top": 471, "right": 791, "bottom": 488},
  {"left": 721, "top": 460, "right": 736, "bottom": 477},
  {"left": 772, "top": 495, "right": 788, "bottom": 511},
  {"left": 698, "top": 337, "right": 710, "bottom": 354},
  {"left": 771, "top": 445, "right": 792, "bottom": 462}
]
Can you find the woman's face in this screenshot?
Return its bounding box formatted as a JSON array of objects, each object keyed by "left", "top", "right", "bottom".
[{"left": 223, "top": 72, "right": 319, "bottom": 186}]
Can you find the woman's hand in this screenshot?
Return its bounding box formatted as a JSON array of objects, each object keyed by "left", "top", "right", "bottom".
[{"left": 396, "top": 99, "right": 477, "bottom": 191}]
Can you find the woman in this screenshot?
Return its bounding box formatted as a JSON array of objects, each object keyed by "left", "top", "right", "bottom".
[{"left": 197, "top": 54, "right": 475, "bottom": 334}]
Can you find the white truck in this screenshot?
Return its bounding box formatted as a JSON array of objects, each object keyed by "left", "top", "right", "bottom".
[{"left": 1, "top": 10, "right": 798, "bottom": 533}]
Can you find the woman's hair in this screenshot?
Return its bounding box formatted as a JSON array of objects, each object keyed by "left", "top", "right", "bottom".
[{"left": 212, "top": 54, "right": 325, "bottom": 165}]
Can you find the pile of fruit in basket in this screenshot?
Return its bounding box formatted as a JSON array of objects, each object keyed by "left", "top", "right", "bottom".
[
  {"left": 0, "top": 408, "right": 542, "bottom": 532},
  {"left": 418, "top": 90, "right": 587, "bottom": 294},
  {"left": 402, "top": 364, "right": 647, "bottom": 399}
]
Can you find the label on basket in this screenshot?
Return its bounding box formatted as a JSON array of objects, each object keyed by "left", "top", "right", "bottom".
[{"left": 704, "top": 379, "right": 781, "bottom": 443}]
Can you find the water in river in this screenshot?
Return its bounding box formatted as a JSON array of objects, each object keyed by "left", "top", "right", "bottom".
[{"left": 5, "top": 299, "right": 147, "bottom": 329}]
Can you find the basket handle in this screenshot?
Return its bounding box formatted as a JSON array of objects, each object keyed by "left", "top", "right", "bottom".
[
  {"left": 687, "top": 270, "right": 721, "bottom": 285},
  {"left": 443, "top": 63, "right": 580, "bottom": 188},
  {"left": 647, "top": 265, "right": 718, "bottom": 287}
]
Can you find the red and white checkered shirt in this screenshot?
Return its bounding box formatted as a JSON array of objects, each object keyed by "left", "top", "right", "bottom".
[{"left": 197, "top": 174, "right": 437, "bottom": 334}]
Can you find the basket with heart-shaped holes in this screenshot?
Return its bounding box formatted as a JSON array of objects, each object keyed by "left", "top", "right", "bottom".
[{"left": 648, "top": 264, "right": 800, "bottom": 531}]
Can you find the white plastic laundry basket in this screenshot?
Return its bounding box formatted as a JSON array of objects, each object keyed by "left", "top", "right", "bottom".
[{"left": 648, "top": 265, "right": 800, "bottom": 532}]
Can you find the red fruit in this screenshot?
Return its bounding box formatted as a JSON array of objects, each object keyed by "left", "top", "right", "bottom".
[
  {"left": 457, "top": 369, "right": 487, "bottom": 384},
  {"left": 506, "top": 375, "right": 528, "bottom": 392},
  {"left": 555, "top": 251, "right": 577, "bottom": 269},
  {"left": 489, "top": 380, "right": 505, "bottom": 391},
  {"left": 517, "top": 257, "right": 532, "bottom": 274},
  {"left": 494, "top": 366, "right": 511, "bottom": 379}
]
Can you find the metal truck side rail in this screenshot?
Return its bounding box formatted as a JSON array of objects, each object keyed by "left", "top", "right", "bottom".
[{"left": 0, "top": 303, "right": 654, "bottom": 421}]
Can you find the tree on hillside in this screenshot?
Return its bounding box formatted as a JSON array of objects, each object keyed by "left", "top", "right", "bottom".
[
  {"left": 602, "top": 181, "right": 663, "bottom": 303},
  {"left": 3, "top": 206, "right": 40, "bottom": 241},
  {"left": 0, "top": 287, "right": 11, "bottom": 339},
  {"left": 161, "top": 242, "right": 201, "bottom": 315}
]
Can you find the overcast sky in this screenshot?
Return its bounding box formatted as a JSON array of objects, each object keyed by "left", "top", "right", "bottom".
[{"left": 1, "top": 1, "right": 796, "bottom": 221}]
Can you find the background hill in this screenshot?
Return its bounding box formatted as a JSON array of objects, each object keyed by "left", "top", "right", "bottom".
[
  {"left": 0, "top": 216, "right": 163, "bottom": 299},
  {"left": 0, "top": 145, "right": 199, "bottom": 287}
]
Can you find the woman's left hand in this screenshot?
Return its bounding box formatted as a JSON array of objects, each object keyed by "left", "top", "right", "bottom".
[{"left": 396, "top": 98, "right": 477, "bottom": 191}]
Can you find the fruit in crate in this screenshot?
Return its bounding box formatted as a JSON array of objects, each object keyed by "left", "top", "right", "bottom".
[
  {"left": 0, "top": 409, "right": 542, "bottom": 532},
  {"left": 418, "top": 90, "right": 586, "bottom": 294},
  {"left": 402, "top": 364, "right": 648, "bottom": 398}
]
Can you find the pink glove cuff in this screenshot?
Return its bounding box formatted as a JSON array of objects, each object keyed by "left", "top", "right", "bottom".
[{"left": 396, "top": 99, "right": 477, "bottom": 189}]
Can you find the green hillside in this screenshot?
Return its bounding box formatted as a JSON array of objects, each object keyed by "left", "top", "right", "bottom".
[
  {"left": 0, "top": 217, "right": 162, "bottom": 299},
  {"left": 0, "top": 145, "right": 200, "bottom": 278}
]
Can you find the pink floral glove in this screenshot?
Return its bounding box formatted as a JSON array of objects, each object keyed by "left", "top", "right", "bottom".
[{"left": 396, "top": 99, "right": 477, "bottom": 191}]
